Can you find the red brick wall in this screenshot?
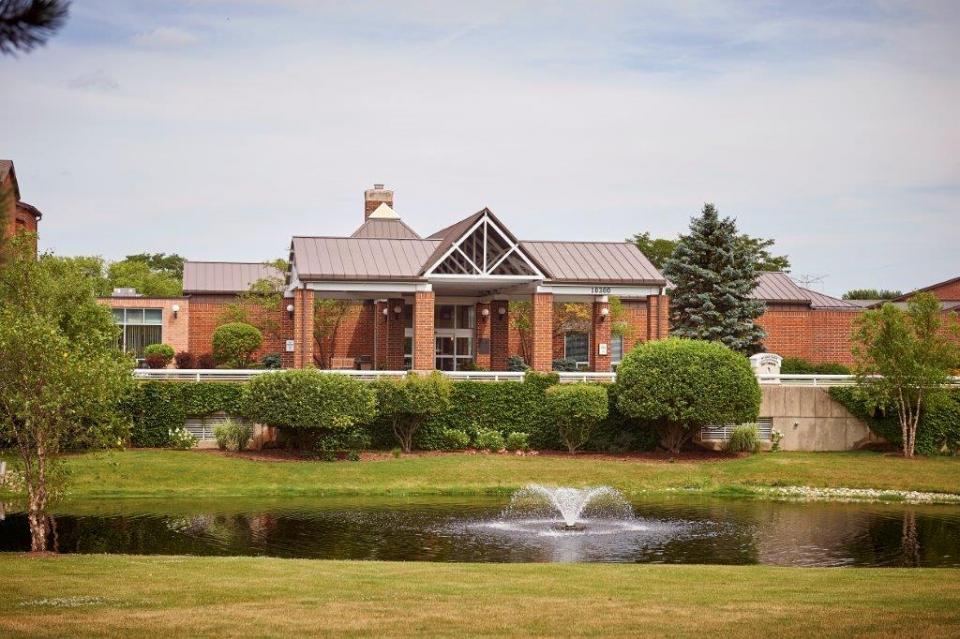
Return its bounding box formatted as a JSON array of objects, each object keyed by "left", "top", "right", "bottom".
[
  {"left": 590, "top": 301, "right": 612, "bottom": 372},
  {"left": 491, "top": 300, "right": 510, "bottom": 370},
  {"left": 412, "top": 291, "right": 435, "bottom": 370},
  {"left": 531, "top": 293, "right": 554, "bottom": 371},
  {"left": 756, "top": 306, "right": 814, "bottom": 361},
  {"left": 187, "top": 294, "right": 294, "bottom": 363},
  {"left": 98, "top": 297, "right": 190, "bottom": 366}
]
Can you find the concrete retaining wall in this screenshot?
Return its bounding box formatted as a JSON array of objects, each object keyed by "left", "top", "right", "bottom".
[{"left": 761, "top": 385, "right": 880, "bottom": 451}]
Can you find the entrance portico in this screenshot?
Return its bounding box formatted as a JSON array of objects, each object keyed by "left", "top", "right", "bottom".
[{"left": 286, "top": 190, "right": 669, "bottom": 372}]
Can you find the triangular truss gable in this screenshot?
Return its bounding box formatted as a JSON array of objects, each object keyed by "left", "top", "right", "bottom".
[{"left": 426, "top": 212, "right": 543, "bottom": 278}]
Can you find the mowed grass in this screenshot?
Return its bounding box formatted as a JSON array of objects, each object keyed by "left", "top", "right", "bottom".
[
  {"left": 2, "top": 449, "right": 959, "bottom": 500},
  {"left": 2, "top": 555, "right": 959, "bottom": 638}
]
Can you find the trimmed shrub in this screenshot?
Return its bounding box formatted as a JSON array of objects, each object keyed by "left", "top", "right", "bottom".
[
  {"left": 781, "top": 357, "right": 851, "bottom": 375},
  {"left": 197, "top": 353, "right": 216, "bottom": 369},
  {"left": 311, "top": 425, "right": 371, "bottom": 460},
  {"left": 545, "top": 383, "right": 609, "bottom": 454},
  {"left": 121, "top": 381, "right": 246, "bottom": 448},
  {"left": 212, "top": 322, "right": 263, "bottom": 369},
  {"left": 440, "top": 428, "right": 470, "bottom": 451},
  {"left": 505, "top": 431, "right": 530, "bottom": 452},
  {"left": 243, "top": 371, "right": 376, "bottom": 446},
  {"left": 725, "top": 424, "right": 760, "bottom": 453},
  {"left": 506, "top": 355, "right": 529, "bottom": 372},
  {"left": 474, "top": 428, "right": 505, "bottom": 452},
  {"left": 143, "top": 343, "right": 175, "bottom": 369},
  {"left": 260, "top": 353, "right": 282, "bottom": 369},
  {"left": 552, "top": 358, "right": 578, "bottom": 372},
  {"left": 175, "top": 351, "right": 196, "bottom": 369},
  {"left": 372, "top": 372, "right": 452, "bottom": 453},
  {"left": 830, "top": 387, "right": 960, "bottom": 456},
  {"left": 615, "top": 338, "right": 761, "bottom": 453}
]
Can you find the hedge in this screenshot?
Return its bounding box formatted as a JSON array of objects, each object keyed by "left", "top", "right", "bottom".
[
  {"left": 829, "top": 386, "right": 960, "bottom": 456},
  {"left": 121, "top": 382, "right": 245, "bottom": 447},
  {"left": 781, "top": 357, "right": 851, "bottom": 375}
]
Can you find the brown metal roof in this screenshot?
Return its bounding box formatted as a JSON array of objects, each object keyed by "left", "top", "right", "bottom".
[
  {"left": 750, "top": 273, "right": 858, "bottom": 309},
  {"left": 350, "top": 218, "right": 421, "bottom": 240},
  {"left": 292, "top": 236, "right": 440, "bottom": 280},
  {"left": 421, "top": 210, "right": 488, "bottom": 273},
  {"left": 183, "top": 261, "right": 283, "bottom": 294},
  {"left": 16, "top": 201, "right": 42, "bottom": 220},
  {"left": 521, "top": 241, "right": 665, "bottom": 284},
  {"left": 750, "top": 272, "right": 811, "bottom": 304}
]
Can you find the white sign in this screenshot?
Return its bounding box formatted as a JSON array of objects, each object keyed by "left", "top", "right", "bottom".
[
  {"left": 598, "top": 343, "right": 608, "bottom": 356},
  {"left": 749, "top": 352, "right": 782, "bottom": 377},
  {"left": 285, "top": 339, "right": 295, "bottom": 353}
]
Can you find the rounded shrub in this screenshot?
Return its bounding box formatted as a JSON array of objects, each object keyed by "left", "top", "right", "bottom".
[
  {"left": 474, "top": 428, "right": 505, "bottom": 452},
  {"left": 372, "top": 372, "right": 452, "bottom": 453},
  {"left": 212, "top": 322, "right": 263, "bottom": 369},
  {"left": 143, "top": 343, "right": 175, "bottom": 369},
  {"left": 440, "top": 428, "right": 470, "bottom": 451},
  {"left": 505, "top": 431, "right": 530, "bottom": 452},
  {"left": 615, "top": 338, "right": 761, "bottom": 453},
  {"left": 545, "top": 383, "right": 609, "bottom": 454},
  {"left": 174, "top": 351, "right": 196, "bottom": 369},
  {"left": 242, "top": 370, "right": 377, "bottom": 446}
]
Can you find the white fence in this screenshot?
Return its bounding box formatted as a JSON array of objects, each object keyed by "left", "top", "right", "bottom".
[{"left": 133, "top": 369, "right": 960, "bottom": 387}]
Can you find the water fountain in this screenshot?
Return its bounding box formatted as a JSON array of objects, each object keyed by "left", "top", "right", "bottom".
[{"left": 504, "top": 484, "right": 634, "bottom": 530}]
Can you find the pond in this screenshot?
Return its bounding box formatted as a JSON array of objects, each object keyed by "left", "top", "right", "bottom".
[{"left": 2, "top": 493, "right": 959, "bottom": 566}]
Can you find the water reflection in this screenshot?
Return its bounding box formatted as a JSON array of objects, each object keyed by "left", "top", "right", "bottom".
[{"left": 1, "top": 496, "right": 958, "bottom": 567}]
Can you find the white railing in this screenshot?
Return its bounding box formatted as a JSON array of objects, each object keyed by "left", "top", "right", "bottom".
[{"left": 133, "top": 369, "right": 960, "bottom": 387}]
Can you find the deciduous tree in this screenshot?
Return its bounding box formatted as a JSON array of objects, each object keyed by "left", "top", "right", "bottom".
[
  {"left": 852, "top": 293, "right": 960, "bottom": 458},
  {"left": 0, "top": 237, "right": 131, "bottom": 551}
]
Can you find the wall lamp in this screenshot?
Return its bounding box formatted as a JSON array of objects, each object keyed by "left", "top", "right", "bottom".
[
  {"left": 498, "top": 306, "right": 507, "bottom": 320},
  {"left": 598, "top": 307, "right": 610, "bottom": 322},
  {"left": 481, "top": 307, "right": 490, "bottom": 321},
  {"left": 171, "top": 304, "right": 180, "bottom": 319},
  {"left": 393, "top": 304, "right": 403, "bottom": 319},
  {"left": 286, "top": 303, "right": 295, "bottom": 318}
]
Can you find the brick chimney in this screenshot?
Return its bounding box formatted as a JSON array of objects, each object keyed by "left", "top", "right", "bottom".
[{"left": 364, "top": 183, "right": 393, "bottom": 220}]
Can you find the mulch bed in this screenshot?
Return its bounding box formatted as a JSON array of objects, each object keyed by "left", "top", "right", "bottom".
[{"left": 200, "top": 448, "right": 742, "bottom": 463}]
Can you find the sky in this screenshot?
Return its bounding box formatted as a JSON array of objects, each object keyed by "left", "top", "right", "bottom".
[{"left": 2, "top": 0, "right": 958, "bottom": 296}]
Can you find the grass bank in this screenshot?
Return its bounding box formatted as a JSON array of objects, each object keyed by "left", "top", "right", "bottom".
[
  {"left": 2, "top": 555, "right": 959, "bottom": 638},
  {"left": 3, "top": 449, "right": 960, "bottom": 501}
]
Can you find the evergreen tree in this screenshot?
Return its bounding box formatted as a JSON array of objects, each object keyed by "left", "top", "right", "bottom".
[{"left": 663, "top": 204, "right": 766, "bottom": 353}]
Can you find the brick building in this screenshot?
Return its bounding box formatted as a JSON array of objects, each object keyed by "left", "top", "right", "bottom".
[
  {"left": 751, "top": 272, "right": 863, "bottom": 366},
  {"left": 1, "top": 160, "right": 43, "bottom": 253},
  {"left": 179, "top": 185, "right": 670, "bottom": 372}
]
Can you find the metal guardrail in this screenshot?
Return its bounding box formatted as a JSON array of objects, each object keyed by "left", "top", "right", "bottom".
[{"left": 132, "top": 369, "right": 960, "bottom": 387}]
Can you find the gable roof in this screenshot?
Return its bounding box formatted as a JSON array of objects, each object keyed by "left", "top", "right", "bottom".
[
  {"left": 16, "top": 201, "right": 42, "bottom": 220},
  {"left": 290, "top": 208, "right": 668, "bottom": 285},
  {"left": 521, "top": 241, "right": 664, "bottom": 284},
  {"left": 183, "top": 261, "right": 283, "bottom": 294}
]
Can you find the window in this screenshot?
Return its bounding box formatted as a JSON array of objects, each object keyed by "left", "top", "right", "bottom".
[
  {"left": 113, "top": 308, "right": 163, "bottom": 360},
  {"left": 611, "top": 335, "right": 624, "bottom": 364},
  {"left": 564, "top": 331, "right": 589, "bottom": 365}
]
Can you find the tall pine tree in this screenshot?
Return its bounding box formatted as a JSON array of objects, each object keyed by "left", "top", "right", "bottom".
[{"left": 663, "top": 204, "right": 766, "bottom": 353}]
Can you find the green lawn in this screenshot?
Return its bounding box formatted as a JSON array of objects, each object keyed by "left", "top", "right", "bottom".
[
  {"left": 3, "top": 449, "right": 960, "bottom": 501},
  {"left": 1, "top": 555, "right": 958, "bottom": 638}
]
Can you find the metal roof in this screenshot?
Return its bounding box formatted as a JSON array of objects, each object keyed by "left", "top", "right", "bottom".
[
  {"left": 350, "top": 218, "right": 421, "bottom": 240},
  {"left": 291, "top": 236, "right": 440, "bottom": 280},
  {"left": 750, "top": 272, "right": 858, "bottom": 309},
  {"left": 890, "top": 275, "right": 960, "bottom": 302},
  {"left": 521, "top": 241, "right": 665, "bottom": 284},
  {"left": 183, "top": 261, "right": 283, "bottom": 294}
]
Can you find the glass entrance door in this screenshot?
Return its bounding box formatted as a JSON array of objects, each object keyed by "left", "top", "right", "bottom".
[{"left": 434, "top": 304, "right": 475, "bottom": 371}]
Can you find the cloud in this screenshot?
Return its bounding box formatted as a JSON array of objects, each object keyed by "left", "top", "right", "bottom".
[
  {"left": 68, "top": 69, "right": 119, "bottom": 91},
  {"left": 1, "top": 1, "right": 958, "bottom": 295},
  {"left": 131, "top": 26, "right": 199, "bottom": 48}
]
